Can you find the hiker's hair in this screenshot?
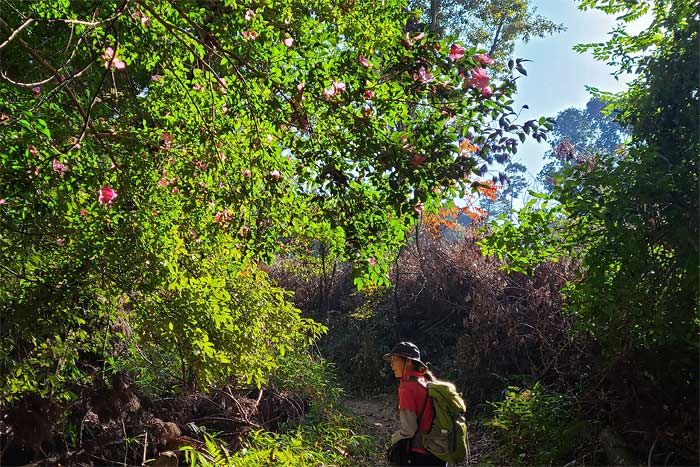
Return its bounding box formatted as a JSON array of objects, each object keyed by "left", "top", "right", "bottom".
[{"left": 413, "top": 360, "right": 435, "bottom": 381}]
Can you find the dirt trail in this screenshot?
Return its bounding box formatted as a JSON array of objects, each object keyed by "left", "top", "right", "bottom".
[{"left": 344, "top": 394, "right": 494, "bottom": 466}]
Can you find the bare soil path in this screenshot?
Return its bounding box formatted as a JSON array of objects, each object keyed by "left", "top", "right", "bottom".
[{"left": 343, "top": 394, "right": 494, "bottom": 466}]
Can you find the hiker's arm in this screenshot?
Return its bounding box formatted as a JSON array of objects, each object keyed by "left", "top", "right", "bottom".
[{"left": 390, "top": 408, "right": 418, "bottom": 445}]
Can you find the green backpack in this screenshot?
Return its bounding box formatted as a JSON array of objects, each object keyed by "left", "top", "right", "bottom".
[{"left": 409, "top": 377, "right": 468, "bottom": 464}]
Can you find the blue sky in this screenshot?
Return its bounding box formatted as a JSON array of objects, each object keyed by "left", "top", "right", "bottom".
[{"left": 506, "top": 0, "right": 648, "bottom": 191}]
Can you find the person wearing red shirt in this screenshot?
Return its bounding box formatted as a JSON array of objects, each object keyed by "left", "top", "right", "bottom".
[{"left": 384, "top": 342, "right": 447, "bottom": 467}]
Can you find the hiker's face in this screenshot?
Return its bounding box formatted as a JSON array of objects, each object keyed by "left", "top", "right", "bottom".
[{"left": 390, "top": 355, "right": 410, "bottom": 377}]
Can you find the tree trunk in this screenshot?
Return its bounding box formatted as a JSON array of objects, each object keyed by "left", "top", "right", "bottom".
[{"left": 429, "top": 0, "right": 441, "bottom": 34}]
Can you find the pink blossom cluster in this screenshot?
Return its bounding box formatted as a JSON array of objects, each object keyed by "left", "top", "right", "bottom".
[
  {"left": 215, "top": 210, "right": 232, "bottom": 224},
  {"left": 52, "top": 159, "right": 67, "bottom": 177},
  {"left": 402, "top": 32, "right": 426, "bottom": 48},
  {"left": 98, "top": 186, "right": 117, "bottom": 205},
  {"left": 242, "top": 30, "right": 258, "bottom": 41},
  {"left": 447, "top": 45, "right": 496, "bottom": 97},
  {"left": 102, "top": 47, "right": 126, "bottom": 70},
  {"left": 322, "top": 81, "right": 346, "bottom": 99},
  {"left": 473, "top": 53, "right": 495, "bottom": 66},
  {"left": 469, "top": 68, "right": 492, "bottom": 97},
  {"left": 160, "top": 132, "right": 174, "bottom": 150},
  {"left": 449, "top": 44, "right": 465, "bottom": 60},
  {"left": 130, "top": 9, "right": 150, "bottom": 27},
  {"left": 413, "top": 66, "right": 432, "bottom": 84}
]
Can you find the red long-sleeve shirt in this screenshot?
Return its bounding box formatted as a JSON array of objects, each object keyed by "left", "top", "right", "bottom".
[{"left": 391, "top": 369, "right": 434, "bottom": 453}]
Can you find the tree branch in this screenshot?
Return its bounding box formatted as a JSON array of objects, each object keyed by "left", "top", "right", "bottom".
[
  {"left": 0, "top": 17, "right": 34, "bottom": 50},
  {"left": 488, "top": 15, "right": 506, "bottom": 57}
]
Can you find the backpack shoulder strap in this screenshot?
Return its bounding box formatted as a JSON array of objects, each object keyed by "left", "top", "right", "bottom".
[{"left": 404, "top": 376, "right": 430, "bottom": 425}]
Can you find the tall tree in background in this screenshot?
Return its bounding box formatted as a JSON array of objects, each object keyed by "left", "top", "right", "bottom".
[
  {"left": 408, "top": 0, "right": 564, "bottom": 69},
  {"left": 485, "top": 0, "right": 699, "bottom": 428},
  {"left": 482, "top": 0, "right": 698, "bottom": 459},
  {"left": 537, "top": 97, "right": 626, "bottom": 192},
  {"left": 481, "top": 161, "right": 528, "bottom": 219},
  {"left": 488, "top": 0, "right": 699, "bottom": 368}
]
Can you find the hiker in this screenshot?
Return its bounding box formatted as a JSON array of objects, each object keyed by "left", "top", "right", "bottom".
[{"left": 384, "top": 342, "right": 447, "bottom": 467}]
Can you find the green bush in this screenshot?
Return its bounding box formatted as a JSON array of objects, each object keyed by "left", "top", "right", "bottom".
[
  {"left": 269, "top": 350, "right": 344, "bottom": 419},
  {"left": 487, "top": 382, "right": 589, "bottom": 466},
  {"left": 182, "top": 416, "right": 375, "bottom": 467}
]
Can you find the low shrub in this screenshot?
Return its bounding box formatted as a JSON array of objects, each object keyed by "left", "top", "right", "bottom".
[
  {"left": 487, "top": 382, "right": 590, "bottom": 466},
  {"left": 182, "top": 417, "right": 375, "bottom": 467}
]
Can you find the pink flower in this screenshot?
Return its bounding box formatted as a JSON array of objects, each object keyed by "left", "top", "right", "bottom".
[
  {"left": 131, "top": 10, "right": 150, "bottom": 26},
  {"left": 368, "top": 257, "right": 377, "bottom": 266},
  {"left": 413, "top": 32, "right": 425, "bottom": 41},
  {"left": 362, "top": 104, "right": 372, "bottom": 118},
  {"left": 481, "top": 86, "right": 493, "bottom": 97},
  {"left": 98, "top": 186, "right": 118, "bottom": 205},
  {"left": 364, "top": 89, "right": 375, "bottom": 100},
  {"left": 242, "top": 169, "right": 252, "bottom": 177},
  {"left": 160, "top": 132, "right": 173, "bottom": 150},
  {"left": 322, "top": 81, "right": 346, "bottom": 99},
  {"left": 31, "top": 86, "right": 41, "bottom": 98},
  {"left": 102, "top": 47, "right": 126, "bottom": 70},
  {"left": 244, "top": 9, "right": 256, "bottom": 21},
  {"left": 29, "top": 145, "right": 38, "bottom": 157},
  {"left": 157, "top": 177, "right": 169, "bottom": 187},
  {"left": 296, "top": 82, "right": 305, "bottom": 92},
  {"left": 33, "top": 166, "right": 40, "bottom": 176},
  {"left": 412, "top": 66, "right": 432, "bottom": 84},
  {"left": 0, "top": 199, "right": 6, "bottom": 205},
  {"left": 80, "top": 209, "right": 87, "bottom": 216},
  {"left": 192, "top": 83, "right": 203, "bottom": 91},
  {"left": 473, "top": 53, "right": 495, "bottom": 66},
  {"left": 282, "top": 36, "right": 294, "bottom": 47},
  {"left": 469, "top": 68, "right": 490, "bottom": 91},
  {"left": 449, "top": 44, "right": 465, "bottom": 60},
  {"left": 52, "top": 159, "right": 67, "bottom": 177},
  {"left": 241, "top": 30, "right": 258, "bottom": 41},
  {"left": 359, "top": 55, "right": 371, "bottom": 68},
  {"left": 270, "top": 170, "right": 281, "bottom": 179},
  {"left": 217, "top": 77, "right": 227, "bottom": 94},
  {"left": 215, "top": 211, "right": 224, "bottom": 223},
  {"left": 266, "top": 134, "right": 274, "bottom": 144},
  {"left": 102, "top": 46, "right": 115, "bottom": 62},
  {"left": 151, "top": 74, "right": 164, "bottom": 81},
  {"left": 171, "top": 187, "right": 179, "bottom": 194},
  {"left": 56, "top": 238, "right": 65, "bottom": 247}
]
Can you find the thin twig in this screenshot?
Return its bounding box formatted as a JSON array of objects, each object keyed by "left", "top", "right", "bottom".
[
  {"left": 141, "top": 431, "right": 148, "bottom": 466},
  {"left": 122, "top": 418, "right": 128, "bottom": 467},
  {"left": 648, "top": 437, "right": 657, "bottom": 467}
]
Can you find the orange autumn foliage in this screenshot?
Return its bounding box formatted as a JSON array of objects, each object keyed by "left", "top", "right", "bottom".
[{"left": 475, "top": 180, "right": 499, "bottom": 201}]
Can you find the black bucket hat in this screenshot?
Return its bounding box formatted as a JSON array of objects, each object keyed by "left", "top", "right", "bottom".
[{"left": 382, "top": 341, "right": 427, "bottom": 368}]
